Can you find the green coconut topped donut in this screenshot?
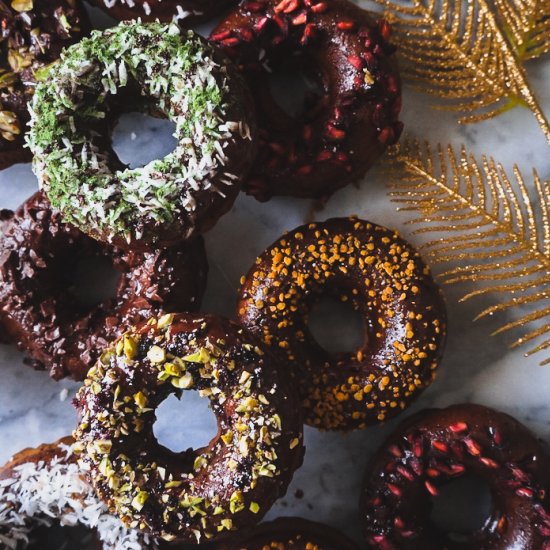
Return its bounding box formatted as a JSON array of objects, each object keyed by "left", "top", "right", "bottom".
[{"left": 27, "top": 21, "right": 256, "bottom": 250}]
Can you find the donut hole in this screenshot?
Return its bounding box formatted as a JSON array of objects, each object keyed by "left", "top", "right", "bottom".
[
  {"left": 430, "top": 474, "right": 493, "bottom": 540},
  {"left": 28, "top": 524, "right": 96, "bottom": 550},
  {"left": 111, "top": 112, "right": 178, "bottom": 169},
  {"left": 307, "top": 295, "right": 365, "bottom": 353},
  {"left": 154, "top": 392, "right": 219, "bottom": 453},
  {"left": 267, "top": 58, "right": 324, "bottom": 118},
  {"left": 71, "top": 255, "right": 120, "bottom": 308}
]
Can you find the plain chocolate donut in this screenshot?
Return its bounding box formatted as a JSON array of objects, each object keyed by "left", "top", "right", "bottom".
[
  {"left": 211, "top": 0, "right": 402, "bottom": 201},
  {"left": 361, "top": 404, "right": 550, "bottom": 549},
  {"left": 0, "top": 192, "right": 208, "bottom": 380}
]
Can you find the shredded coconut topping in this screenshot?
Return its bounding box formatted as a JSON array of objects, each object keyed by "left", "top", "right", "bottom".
[{"left": 0, "top": 444, "right": 156, "bottom": 549}]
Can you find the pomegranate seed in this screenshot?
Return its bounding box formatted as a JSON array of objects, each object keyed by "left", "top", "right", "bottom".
[
  {"left": 425, "top": 480, "right": 439, "bottom": 496},
  {"left": 480, "top": 457, "right": 499, "bottom": 469},
  {"left": 432, "top": 440, "right": 449, "bottom": 453},
  {"left": 301, "top": 23, "right": 317, "bottom": 44},
  {"left": 296, "top": 164, "right": 313, "bottom": 175},
  {"left": 210, "top": 30, "right": 231, "bottom": 41},
  {"left": 326, "top": 125, "right": 346, "bottom": 141},
  {"left": 464, "top": 438, "right": 482, "bottom": 456},
  {"left": 337, "top": 20, "right": 355, "bottom": 31},
  {"left": 378, "top": 126, "right": 394, "bottom": 145},
  {"left": 396, "top": 465, "right": 414, "bottom": 481},
  {"left": 292, "top": 12, "right": 307, "bottom": 25},
  {"left": 387, "top": 483, "right": 402, "bottom": 497},
  {"left": 254, "top": 16, "right": 270, "bottom": 34},
  {"left": 244, "top": 1, "right": 265, "bottom": 12},
  {"left": 310, "top": 2, "right": 328, "bottom": 13},
  {"left": 394, "top": 516, "right": 405, "bottom": 529},
  {"left": 388, "top": 444, "right": 402, "bottom": 458},
  {"left": 348, "top": 55, "right": 364, "bottom": 70},
  {"left": 221, "top": 37, "right": 241, "bottom": 47},
  {"left": 317, "top": 150, "right": 332, "bottom": 161},
  {"left": 516, "top": 487, "right": 534, "bottom": 498},
  {"left": 269, "top": 142, "right": 286, "bottom": 155},
  {"left": 302, "top": 125, "right": 312, "bottom": 140},
  {"left": 274, "top": 0, "right": 299, "bottom": 13},
  {"left": 386, "top": 75, "right": 399, "bottom": 94},
  {"left": 401, "top": 530, "right": 416, "bottom": 539},
  {"left": 497, "top": 515, "right": 507, "bottom": 533},
  {"left": 509, "top": 466, "right": 529, "bottom": 483},
  {"left": 239, "top": 28, "right": 255, "bottom": 42},
  {"left": 379, "top": 19, "right": 392, "bottom": 41},
  {"left": 449, "top": 422, "right": 468, "bottom": 434},
  {"left": 426, "top": 468, "right": 440, "bottom": 478}
]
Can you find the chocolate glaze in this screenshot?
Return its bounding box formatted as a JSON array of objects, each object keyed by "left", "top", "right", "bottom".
[
  {"left": 74, "top": 313, "right": 304, "bottom": 543},
  {"left": 238, "top": 218, "right": 446, "bottom": 431},
  {"left": 211, "top": 517, "right": 360, "bottom": 549},
  {"left": 361, "top": 404, "right": 550, "bottom": 549},
  {"left": 0, "top": 192, "right": 208, "bottom": 381},
  {"left": 0, "top": 0, "right": 88, "bottom": 170},
  {"left": 211, "top": 0, "right": 402, "bottom": 201}
]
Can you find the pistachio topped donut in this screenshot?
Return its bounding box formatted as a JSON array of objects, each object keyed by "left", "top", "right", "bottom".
[
  {"left": 74, "top": 313, "right": 304, "bottom": 544},
  {"left": 0, "top": 437, "right": 154, "bottom": 550},
  {"left": 0, "top": 0, "right": 88, "bottom": 170},
  {"left": 27, "top": 21, "right": 256, "bottom": 250},
  {"left": 237, "top": 218, "right": 446, "bottom": 431}
]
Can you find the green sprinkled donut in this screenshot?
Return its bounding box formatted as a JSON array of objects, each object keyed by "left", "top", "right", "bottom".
[{"left": 27, "top": 21, "right": 256, "bottom": 250}]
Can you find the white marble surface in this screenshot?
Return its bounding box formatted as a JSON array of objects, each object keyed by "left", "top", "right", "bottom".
[{"left": 0, "top": 2, "right": 549, "bottom": 546}]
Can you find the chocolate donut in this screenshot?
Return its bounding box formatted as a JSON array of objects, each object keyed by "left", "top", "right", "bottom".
[
  {"left": 0, "top": 437, "right": 155, "bottom": 550},
  {"left": 0, "top": 0, "right": 88, "bottom": 171},
  {"left": 88, "top": 0, "right": 239, "bottom": 26},
  {"left": 27, "top": 21, "right": 256, "bottom": 250},
  {"left": 237, "top": 218, "right": 446, "bottom": 431},
  {"left": 0, "top": 192, "right": 207, "bottom": 381},
  {"left": 73, "top": 313, "right": 304, "bottom": 544},
  {"left": 211, "top": 517, "right": 360, "bottom": 549},
  {"left": 361, "top": 404, "right": 550, "bottom": 549},
  {"left": 211, "top": 0, "right": 402, "bottom": 201}
]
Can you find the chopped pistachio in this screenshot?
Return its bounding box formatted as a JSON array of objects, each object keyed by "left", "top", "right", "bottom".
[
  {"left": 11, "top": 0, "right": 33, "bottom": 13},
  {"left": 131, "top": 490, "right": 149, "bottom": 511},
  {"left": 93, "top": 440, "right": 112, "bottom": 455},
  {"left": 157, "top": 313, "right": 175, "bottom": 329},
  {"left": 123, "top": 335, "right": 138, "bottom": 360},
  {"left": 221, "top": 430, "right": 233, "bottom": 445},
  {"left": 164, "top": 362, "right": 182, "bottom": 377},
  {"left": 171, "top": 372, "right": 193, "bottom": 389},
  {"left": 133, "top": 391, "right": 148, "bottom": 409},
  {"left": 249, "top": 502, "right": 260, "bottom": 514},
  {"left": 182, "top": 348, "right": 210, "bottom": 364},
  {"left": 0, "top": 111, "right": 20, "bottom": 141},
  {"left": 289, "top": 437, "right": 300, "bottom": 449},
  {"left": 147, "top": 345, "right": 166, "bottom": 364}
]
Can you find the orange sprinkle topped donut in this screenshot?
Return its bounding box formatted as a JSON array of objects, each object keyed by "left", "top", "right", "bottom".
[{"left": 237, "top": 218, "right": 447, "bottom": 431}]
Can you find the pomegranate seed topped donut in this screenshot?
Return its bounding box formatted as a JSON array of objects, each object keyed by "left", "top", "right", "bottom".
[
  {"left": 0, "top": 0, "right": 89, "bottom": 170},
  {"left": 211, "top": 0, "right": 402, "bottom": 201},
  {"left": 74, "top": 313, "right": 304, "bottom": 544},
  {"left": 361, "top": 404, "right": 550, "bottom": 549},
  {"left": 237, "top": 218, "right": 446, "bottom": 431}
]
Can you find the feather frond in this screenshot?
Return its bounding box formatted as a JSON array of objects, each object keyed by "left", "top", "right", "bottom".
[
  {"left": 362, "top": 0, "right": 550, "bottom": 144},
  {"left": 383, "top": 138, "right": 550, "bottom": 364}
]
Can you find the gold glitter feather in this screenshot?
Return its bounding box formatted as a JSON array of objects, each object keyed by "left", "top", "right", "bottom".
[
  {"left": 364, "top": 0, "right": 550, "bottom": 145},
  {"left": 383, "top": 138, "right": 550, "bottom": 364}
]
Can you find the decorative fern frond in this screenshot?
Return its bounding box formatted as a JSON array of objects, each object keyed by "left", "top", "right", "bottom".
[
  {"left": 383, "top": 138, "right": 550, "bottom": 365},
  {"left": 492, "top": 0, "right": 550, "bottom": 60},
  {"left": 363, "top": 0, "right": 550, "bottom": 145}
]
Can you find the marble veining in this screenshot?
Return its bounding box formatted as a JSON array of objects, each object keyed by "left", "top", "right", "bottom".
[{"left": 0, "top": 2, "right": 549, "bottom": 545}]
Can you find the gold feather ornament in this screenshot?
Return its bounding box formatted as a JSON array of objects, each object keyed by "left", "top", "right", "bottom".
[
  {"left": 382, "top": 139, "right": 550, "bottom": 364},
  {"left": 360, "top": 0, "right": 550, "bottom": 145}
]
